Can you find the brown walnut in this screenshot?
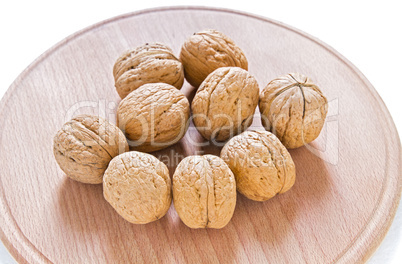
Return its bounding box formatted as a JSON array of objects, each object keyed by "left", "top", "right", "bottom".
[
  {"left": 103, "top": 151, "right": 172, "bottom": 224},
  {"left": 180, "top": 29, "right": 248, "bottom": 87},
  {"left": 53, "top": 114, "right": 129, "bottom": 184},
  {"left": 113, "top": 43, "right": 184, "bottom": 99},
  {"left": 220, "top": 130, "right": 295, "bottom": 201},
  {"left": 117, "top": 83, "right": 190, "bottom": 152},
  {"left": 173, "top": 155, "right": 236, "bottom": 229},
  {"left": 259, "top": 73, "right": 328, "bottom": 149},
  {"left": 191, "top": 67, "right": 259, "bottom": 142}
]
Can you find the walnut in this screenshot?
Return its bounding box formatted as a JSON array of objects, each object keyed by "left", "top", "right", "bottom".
[
  {"left": 103, "top": 151, "right": 171, "bottom": 224},
  {"left": 173, "top": 155, "right": 236, "bottom": 229},
  {"left": 113, "top": 43, "right": 184, "bottom": 99},
  {"left": 191, "top": 67, "right": 259, "bottom": 142},
  {"left": 259, "top": 73, "right": 328, "bottom": 149},
  {"left": 53, "top": 115, "right": 129, "bottom": 184},
  {"left": 117, "top": 83, "right": 190, "bottom": 152},
  {"left": 180, "top": 29, "right": 248, "bottom": 87},
  {"left": 220, "top": 130, "right": 295, "bottom": 201}
]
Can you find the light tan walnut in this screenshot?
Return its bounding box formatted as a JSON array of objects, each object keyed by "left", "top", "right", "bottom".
[
  {"left": 113, "top": 43, "right": 184, "bottom": 99},
  {"left": 180, "top": 29, "right": 248, "bottom": 87},
  {"left": 259, "top": 73, "right": 328, "bottom": 149},
  {"left": 53, "top": 115, "right": 129, "bottom": 184},
  {"left": 220, "top": 130, "right": 295, "bottom": 201},
  {"left": 103, "top": 151, "right": 171, "bottom": 224},
  {"left": 173, "top": 155, "right": 236, "bottom": 229},
  {"left": 191, "top": 67, "right": 259, "bottom": 142},
  {"left": 117, "top": 83, "right": 190, "bottom": 152}
]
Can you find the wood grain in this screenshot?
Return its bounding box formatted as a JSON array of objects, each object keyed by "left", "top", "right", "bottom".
[{"left": 0, "top": 6, "right": 401, "bottom": 264}]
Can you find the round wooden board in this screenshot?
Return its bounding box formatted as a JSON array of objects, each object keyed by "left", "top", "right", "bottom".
[{"left": 0, "top": 6, "right": 401, "bottom": 264}]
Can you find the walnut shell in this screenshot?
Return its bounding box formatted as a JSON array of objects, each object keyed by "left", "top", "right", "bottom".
[
  {"left": 191, "top": 67, "right": 259, "bottom": 142},
  {"left": 113, "top": 43, "right": 184, "bottom": 99},
  {"left": 180, "top": 29, "right": 248, "bottom": 87},
  {"left": 53, "top": 115, "right": 129, "bottom": 184},
  {"left": 259, "top": 73, "right": 328, "bottom": 149},
  {"left": 103, "top": 151, "right": 171, "bottom": 224},
  {"left": 117, "top": 83, "right": 190, "bottom": 152},
  {"left": 173, "top": 155, "right": 236, "bottom": 229},
  {"left": 220, "top": 130, "right": 295, "bottom": 201}
]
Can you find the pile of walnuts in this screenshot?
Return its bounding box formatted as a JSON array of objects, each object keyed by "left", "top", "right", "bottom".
[{"left": 53, "top": 29, "right": 328, "bottom": 229}]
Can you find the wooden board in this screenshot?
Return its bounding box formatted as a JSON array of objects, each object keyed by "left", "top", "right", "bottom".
[{"left": 0, "top": 6, "right": 401, "bottom": 264}]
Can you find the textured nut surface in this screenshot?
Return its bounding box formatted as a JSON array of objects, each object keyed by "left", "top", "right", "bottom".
[
  {"left": 117, "top": 83, "right": 190, "bottom": 152},
  {"left": 113, "top": 43, "right": 184, "bottom": 99},
  {"left": 173, "top": 155, "right": 236, "bottom": 229},
  {"left": 180, "top": 29, "right": 248, "bottom": 87},
  {"left": 259, "top": 73, "right": 328, "bottom": 149},
  {"left": 191, "top": 67, "right": 259, "bottom": 141},
  {"left": 220, "top": 130, "right": 295, "bottom": 201},
  {"left": 103, "top": 151, "right": 171, "bottom": 224},
  {"left": 53, "top": 115, "right": 129, "bottom": 184}
]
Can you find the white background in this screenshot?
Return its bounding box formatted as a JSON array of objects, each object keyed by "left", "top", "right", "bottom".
[{"left": 0, "top": 0, "right": 401, "bottom": 263}]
